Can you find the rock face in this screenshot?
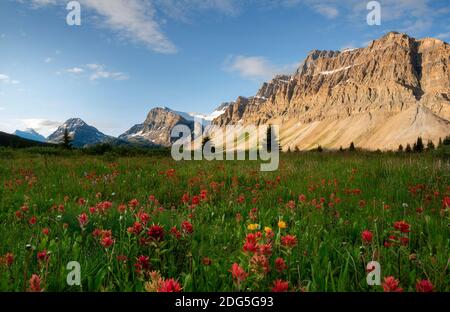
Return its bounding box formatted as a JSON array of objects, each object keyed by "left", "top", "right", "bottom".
[
  {"left": 47, "top": 118, "right": 112, "bottom": 147},
  {"left": 14, "top": 129, "right": 46, "bottom": 143},
  {"left": 119, "top": 107, "right": 194, "bottom": 147},
  {"left": 120, "top": 104, "right": 231, "bottom": 146},
  {"left": 213, "top": 32, "right": 450, "bottom": 150}
]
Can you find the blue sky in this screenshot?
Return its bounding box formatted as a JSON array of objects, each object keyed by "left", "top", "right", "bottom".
[{"left": 1, "top": 0, "right": 449, "bottom": 137}]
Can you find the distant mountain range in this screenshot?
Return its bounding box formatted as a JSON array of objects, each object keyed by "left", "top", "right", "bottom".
[
  {"left": 11, "top": 103, "right": 231, "bottom": 148},
  {"left": 8, "top": 32, "right": 450, "bottom": 150}
]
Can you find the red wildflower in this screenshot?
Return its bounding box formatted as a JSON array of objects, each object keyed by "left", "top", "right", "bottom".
[
  {"left": 400, "top": 237, "right": 409, "bottom": 246},
  {"left": 29, "top": 216, "right": 37, "bottom": 225},
  {"left": 37, "top": 250, "right": 49, "bottom": 262},
  {"left": 382, "top": 276, "right": 403, "bottom": 292},
  {"left": 258, "top": 243, "right": 272, "bottom": 256},
  {"left": 158, "top": 279, "right": 182, "bottom": 292},
  {"left": 243, "top": 241, "right": 258, "bottom": 253},
  {"left": 118, "top": 204, "right": 127, "bottom": 214},
  {"left": 129, "top": 199, "right": 139, "bottom": 208},
  {"left": 191, "top": 195, "right": 200, "bottom": 206},
  {"left": 275, "top": 257, "right": 287, "bottom": 273},
  {"left": 250, "top": 254, "right": 270, "bottom": 274},
  {"left": 148, "top": 224, "right": 164, "bottom": 241},
  {"left": 181, "top": 221, "right": 194, "bottom": 234},
  {"left": 170, "top": 226, "right": 181, "bottom": 239},
  {"left": 42, "top": 228, "right": 49, "bottom": 236},
  {"left": 181, "top": 193, "right": 190, "bottom": 204},
  {"left": 101, "top": 236, "right": 114, "bottom": 248},
  {"left": 28, "top": 274, "right": 42, "bottom": 292},
  {"left": 78, "top": 212, "right": 89, "bottom": 228},
  {"left": 89, "top": 207, "right": 96, "bottom": 214},
  {"left": 137, "top": 212, "right": 151, "bottom": 225},
  {"left": 443, "top": 196, "right": 450, "bottom": 208},
  {"left": 230, "top": 263, "right": 248, "bottom": 284},
  {"left": 78, "top": 198, "right": 86, "bottom": 206},
  {"left": 235, "top": 213, "right": 243, "bottom": 223},
  {"left": 394, "top": 221, "right": 411, "bottom": 233},
  {"left": 135, "top": 255, "right": 150, "bottom": 274},
  {"left": 286, "top": 200, "right": 295, "bottom": 209},
  {"left": 361, "top": 230, "right": 373, "bottom": 243},
  {"left": 127, "top": 222, "right": 143, "bottom": 235},
  {"left": 416, "top": 279, "right": 433, "bottom": 292},
  {"left": 298, "top": 194, "right": 307, "bottom": 202},
  {"left": 271, "top": 280, "right": 289, "bottom": 292},
  {"left": 281, "top": 235, "right": 297, "bottom": 248},
  {"left": 359, "top": 200, "right": 366, "bottom": 208},
  {"left": 202, "top": 257, "right": 212, "bottom": 266}
]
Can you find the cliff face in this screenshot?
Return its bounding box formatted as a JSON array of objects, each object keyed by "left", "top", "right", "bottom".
[{"left": 213, "top": 32, "right": 450, "bottom": 150}]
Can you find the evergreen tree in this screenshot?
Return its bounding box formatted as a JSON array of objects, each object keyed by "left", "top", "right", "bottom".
[
  {"left": 438, "top": 137, "right": 443, "bottom": 148},
  {"left": 443, "top": 136, "right": 450, "bottom": 146},
  {"left": 317, "top": 145, "right": 323, "bottom": 152},
  {"left": 349, "top": 142, "right": 356, "bottom": 152},
  {"left": 339, "top": 146, "right": 344, "bottom": 152},
  {"left": 426, "top": 140, "right": 435, "bottom": 151},
  {"left": 413, "top": 137, "right": 424, "bottom": 153},
  {"left": 405, "top": 143, "right": 412, "bottom": 153},
  {"left": 61, "top": 128, "right": 73, "bottom": 149},
  {"left": 398, "top": 144, "right": 404, "bottom": 152}
]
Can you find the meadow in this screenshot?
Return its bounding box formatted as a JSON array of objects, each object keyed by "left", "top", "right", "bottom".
[{"left": 0, "top": 149, "right": 449, "bottom": 292}]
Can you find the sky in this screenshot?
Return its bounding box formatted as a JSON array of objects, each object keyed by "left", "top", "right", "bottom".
[{"left": 0, "top": 0, "right": 449, "bottom": 137}]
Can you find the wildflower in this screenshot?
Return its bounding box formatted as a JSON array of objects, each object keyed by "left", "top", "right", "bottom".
[
  {"left": 258, "top": 243, "right": 272, "bottom": 256},
  {"left": 170, "top": 226, "right": 181, "bottom": 240},
  {"left": 101, "top": 236, "right": 114, "bottom": 248},
  {"left": 118, "top": 204, "right": 127, "bottom": 214},
  {"left": 202, "top": 257, "right": 212, "bottom": 266},
  {"left": 272, "top": 280, "right": 289, "bottom": 292},
  {"left": 135, "top": 255, "right": 150, "bottom": 274},
  {"left": 394, "top": 221, "right": 411, "bottom": 233},
  {"left": 382, "top": 276, "right": 403, "bottom": 292},
  {"left": 129, "top": 199, "right": 139, "bottom": 208},
  {"left": 37, "top": 250, "right": 49, "bottom": 262},
  {"left": 247, "top": 223, "right": 259, "bottom": 231},
  {"left": 286, "top": 200, "right": 295, "bottom": 209},
  {"left": 158, "top": 279, "right": 182, "bottom": 292},
  {"left": 361, "top": 230, "right": 373, "bottom": 243},
  {"left": 78, "top": 212, "right": 89, "bottom": 229},
  {"left": 42, "top": 228, "right": 49, "bottom": 236},
  {"left": 275, "top": 257, "right": 287, "bottom": 273},
  {"left": 230, "top": 263, "right": 248, "bottom": 284},
  {"left": 281, "top": 235, "right": 297, "bottom": 248},
  {"left": 400, "top": 237, "right": 409, "bottom": 246},
  {"left": 28, "top": 274, "right": 42, "bottom": 292},
  {"left": 298, "top": 194, "right": 307, "bottom": 202},
  {"left": 127, "top": 222, "right": 143, "bottom": 235},
  {"left": 278, "top": 220, "right": 287, "bottom": 229},
  {"left": 250, "top": 254, "right": 270, "bottom": 274},
  {"left": 416, "top": 280, "right": 433, "bottom": 292},
  {"left": 442, "top": 196, "right": 450, "bottom": 208},
  {"left": 243, "top": 241, "right": 258, "bottom": 253},
  {"left": 235, "top": 213, "right": 243, "bottom": 223},
  {"left": 181, "top": 221, "right": 194, "bottom": 234},
  {"left": 29, "top": 216, "right": 37, "bottom": 225},
  {"left": 148, "top": 224, "right": 164, "bottom": 241},
  {"left": 78, "top": 198, "right": 86, "bottom": 206}
]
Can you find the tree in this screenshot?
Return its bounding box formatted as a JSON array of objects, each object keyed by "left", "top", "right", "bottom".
[
  {"left": 317, "top": 145, "right": 323, "bottom": 152},
  {"left": 339, "top": 146, "right": 344, "bottom": 152},
  {"left": 398, "top": 144, "right": 404, "bottom": 152},
  {"left": 349, "top": 142, "right": 356, "bottom": 152},
  {"left": 264, "top": 125, "right": 281, "bottom": 153},
  {"left": 426, "top": 140, "right": 435, "bottom": 151},
  {"left": 438, "top": 137, "right": 443, "bottom": 148},
  {"left": 61, "top": 128, "right": 73, "bottom": 149},
  {"left": 405, "top": 143, "right": 412, "bottom": 153},
  {"left": 294, "top": 146, "right": 300, "bottom": 153},
  {"left": 443, "top": 135, "right": 450, "bottom": 146},
  {"left": 413, "top": 137, "right": 424, "bottom": 153}
]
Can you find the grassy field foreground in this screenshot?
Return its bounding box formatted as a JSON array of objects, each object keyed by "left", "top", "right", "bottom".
[{"left": 0, "top": 151, "right": 449, "bottom": 292}]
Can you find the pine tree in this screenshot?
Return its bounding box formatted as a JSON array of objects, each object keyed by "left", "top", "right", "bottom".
[
  {"left": 317, "top": 145, "right": 323, "bottom": 152},
  {"left": 398, "top": 144, "right": 404, "bottom": 152},
  {"left": 61, "top": 128, "right": 73, "bottom": 149},
  {"left": 339, "top": 146, "right": 344, "bottom": 152},
  {"left": 405, "top": 143, "right": 412, "bottom": 153},
  {"left": 413, "top": 137, "right": 424, "bottom": 153},
  {"left": 349, "top": 142, "right": 356, "bottom": 152},
  {"left": 426, "top": 140, "right": 435, "bottom": 151},
  {"left": 438, "top": 137, "right": 443, "bottom": 148}
]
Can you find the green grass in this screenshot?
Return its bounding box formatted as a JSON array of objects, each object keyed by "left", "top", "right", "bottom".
[{"left": 0, "top": 150, "right": 449, "bottom": 292}]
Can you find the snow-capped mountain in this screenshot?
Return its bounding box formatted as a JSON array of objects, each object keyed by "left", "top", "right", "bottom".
[
  {"left": 119, "top": 103, "right": 230, "bottom": 146},
  {"left": 47, "top": 118, "right": 113, "bottom": 147},
  {"left": 14, "top": 129, "right": 46, "bottom": 143}
]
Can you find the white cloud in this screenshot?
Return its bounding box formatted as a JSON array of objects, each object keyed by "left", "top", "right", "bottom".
[
  {"left": 436, "top": 32, "right": 450, "bottom": 40},
  {"left": 313, "top": 4, "right": 339, "bottom": 18},
  {"left": 16, "top": 118, "right": 61, "bottom": 136},
  {"left": 45, "top": 57, "right": 52, "bottom": 63},
  {"left": 224, "top": 55, "right": 297, "bottom": 81},
  {"left": 66, "top": 64, "right": 129, "bottom": 81},
  {"left": 0, "top": 107, "right": 5, "bottom": 111},
  {"left": 66, "top": 67, "right": 84, "bottom": 74},
  {"left": 0, "top": 74, "right": 20, "bottom": 84},
  {"left": 18, "top": 0, "right": 177, "bottom": 54}
]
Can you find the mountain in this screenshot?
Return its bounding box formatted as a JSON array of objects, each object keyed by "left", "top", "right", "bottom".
[
  {"left": 120, "top": 104, "right": 230, "bottom": 146},
  {"left": 212, "top": 32, "right": 450, "bottom": 151},
  {"left": 47, "top": 118, "right": 114, "bottom": 148},
  {"left": 0, "top": 131, "right": 54, "bottom": 148},
  {"left": 119, "top": 107, "right": 194, "bottom": 147},
  {"left": 14, "top": 129, "right": 46, "bottom": 143}
]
